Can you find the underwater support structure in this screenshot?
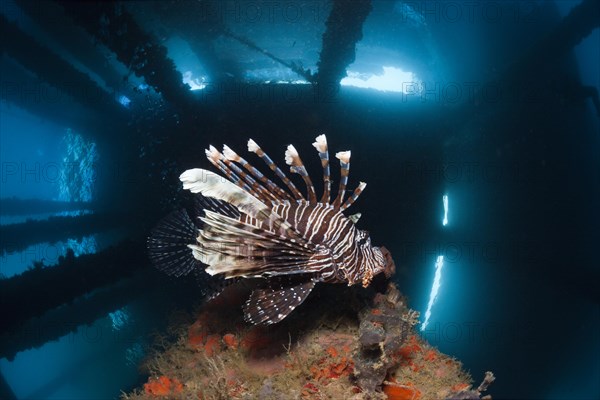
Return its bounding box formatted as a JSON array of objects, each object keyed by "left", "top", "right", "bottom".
[
  {"left": 504, "top": 0, "right": 600, "bottom": 85},
  {"left": 0, "top": 199, "right": 92, "bottom": 216},
  {"left": 14, "top": 0, "right": 128, "bottom": 95},
  {"left": 457, "top": 0, "right": 600, "bottom": 117},
  {"left": 0, "top": 14, "right": 124, "bottom": 119},
  {"left": 0, "top": 240, "right": 146, "bottom": 333},
  {"left": 448, "top": 0, "right": 600, "bottom": 132},
  {"left": 0, "top": 269, "right": 154, "bottom": 361},
  {"left": 0, "top": 213, "right": 127, "bottom": 255},
  {"left": 316, "top": 0, "right": 372, "bottom": 92},
  {"left": 222, "top": 29, "right": 315, "bottom": 83},
  {"left": 146, "top": 0, "right": 230, "bottom": 84},
  {"left": 56, "top": 1, "right": 196, "bottom": 112}
]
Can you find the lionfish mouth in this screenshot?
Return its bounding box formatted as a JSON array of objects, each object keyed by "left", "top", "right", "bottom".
[{"left": 148, "top": 134, "right": 395, "bottom": 325}]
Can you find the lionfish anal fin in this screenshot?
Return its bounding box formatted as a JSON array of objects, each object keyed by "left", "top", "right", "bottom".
[{"left": 243, "top": 278, "right": 316, "bottom": 325}]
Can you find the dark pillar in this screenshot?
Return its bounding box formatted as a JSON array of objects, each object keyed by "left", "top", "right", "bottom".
[
  {"left": 506, "top": 0, "right": 600, "bottom": 83},
  {"left": 316, "top": 0, "right": 372, "bottom": 92}
]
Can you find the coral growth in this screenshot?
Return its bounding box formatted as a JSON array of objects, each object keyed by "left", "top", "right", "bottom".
[
  {"left": 123, "top": 282, "right": 494, "bottom": 399},
  {"left": 354, "top": 283, "right": 415, "bottom": 393},
  {"left": 143, "top": 376, "right": 183, "bottom": 396},
  {"left": 444, "top": 371, "right": 496, "bottom": 400}
]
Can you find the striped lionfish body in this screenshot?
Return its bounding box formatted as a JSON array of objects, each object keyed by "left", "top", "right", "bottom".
[{"left": 148, "top": 135, "right": 395, "bottom": 325}]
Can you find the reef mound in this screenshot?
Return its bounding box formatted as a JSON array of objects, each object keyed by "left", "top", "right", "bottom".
[{"left": 123, "top": 280, "right": 494, "bottom": 399}]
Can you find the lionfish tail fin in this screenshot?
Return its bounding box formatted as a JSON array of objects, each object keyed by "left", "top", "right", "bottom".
[
  {"left": 147, "top": 209, "right": 199, "bottom": 277},
  {"left": 243, "top": 278, "right": 315, "bottom": 325},
  {"left": 333, "top": 150, "right": 351, "bottom": 209},
  {"left": 248, "top": 139, "right": 304, "bottom": 200},
  {"left": 312, "top": 134, "right": 331, "bottom": 204},
  {"left": 285, "top": 144, "right": 317, "bottom": 203}
]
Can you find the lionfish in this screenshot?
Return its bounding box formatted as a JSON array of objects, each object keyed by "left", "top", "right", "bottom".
[{"left": 148, "top": 135, "right": 395, "bottom": 325}]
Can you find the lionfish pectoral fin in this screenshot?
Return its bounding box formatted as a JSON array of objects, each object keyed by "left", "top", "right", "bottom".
[
  {"left": 243, "top": 278, "right": 316, "bottom": 325},
  {"left": 197, "top": 209, "right": 315, "bottom": 278},
  {"left": 147, "top": 209, "right": 200, "bottom": 277}
]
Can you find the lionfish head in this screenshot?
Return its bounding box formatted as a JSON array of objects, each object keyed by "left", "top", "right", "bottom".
[{"left": 355, "top": 231, "right": 396, "bottom": 287}]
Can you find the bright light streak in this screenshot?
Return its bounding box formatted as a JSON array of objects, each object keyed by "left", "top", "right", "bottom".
[
  {"left": 443, "top": 194, "right": 449, "bottom": 226},
  {"left": 420, "top": 255, "right": 444, "bottom": 331},
  {"left": 265, "top": 80, "right": 311, "bottom": 84},
  {"left": 183, "top": 71, "right": 207, "bottom": 90},
  {"left": 340, "top": 66, "right": 421, "bottom": 93}
]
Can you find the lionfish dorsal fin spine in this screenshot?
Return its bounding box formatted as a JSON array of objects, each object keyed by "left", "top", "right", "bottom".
[
  {"left": 180, "top": 168, "right": 271, "bottom": 221},
  {"left": 248, "top": 139, "right": 304, "bottom": 201},
  {"left": 333, "top": 150, "right": 351, "bottom": 209},
  {"left": 205, "top": 146, "right": 255, "bottom": 195},
  {"left": 285, "top": 144, "right": 317, "bottom": 203},
  {"left": 223, "top": 144, "right": 292, "bottom": 202},
  {"left": 217, "top": 146, "right": 280, "bottom": 205},
  {"left": 312, "top": 134, "right": 331, "bottom": 204},
  {"left": 340, "top": 181, "right": 367, "bottom": 212}
]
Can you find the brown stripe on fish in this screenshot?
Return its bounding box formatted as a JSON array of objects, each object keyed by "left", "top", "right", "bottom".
[
  {"left": 205, "top": 146, "right": 254, "bottom": 194},
  {"left": 312, "top": 135, "right": 331, "bottom": 204},
  {"left": 218, "top": 151, "right": 279, "bottom": 204},
  {"left": 248, "top": 139, "right": 304, "bottom": 201},
  {"left": 332, "top": 150, "right": 351, "bottom": 209},
  {"left": 340, "top": 181, "right": 367, "bottom": 212},
  {"left": 285, "top": 145, "right": 317, "bottom": 203},
  {"left": 223, "top": 145, "right": 293, "bottom": 201}
]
